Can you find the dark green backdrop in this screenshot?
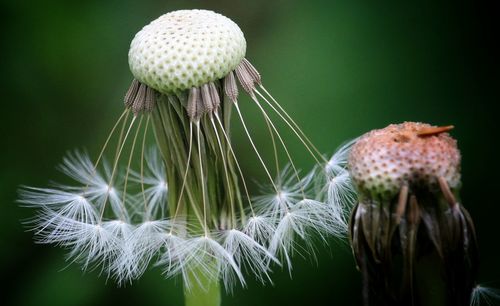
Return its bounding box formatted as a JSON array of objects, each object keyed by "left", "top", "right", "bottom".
[{"left": 1, "top": 0, "right": 497, "bottom": 305}]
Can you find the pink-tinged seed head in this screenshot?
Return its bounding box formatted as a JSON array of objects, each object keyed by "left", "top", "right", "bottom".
[{"left": 348, "top": 122, "right": 461, "bottom": 197}]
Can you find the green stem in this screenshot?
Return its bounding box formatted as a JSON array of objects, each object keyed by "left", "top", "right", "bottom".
[{"left": 184, "top": 269, "right": 221, "bottom": 306}]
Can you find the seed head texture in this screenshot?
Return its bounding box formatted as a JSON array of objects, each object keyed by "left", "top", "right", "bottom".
[
  {"left": 348, "top": 122, "right": 461, "bottom": 196},
  {"left": 129, "top": 9, "right": 246, "bottom": 94}
]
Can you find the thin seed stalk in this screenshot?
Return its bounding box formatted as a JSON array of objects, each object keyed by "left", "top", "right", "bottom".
[{"left": 150, "top": 87, "right": 243, "bottom": 305}]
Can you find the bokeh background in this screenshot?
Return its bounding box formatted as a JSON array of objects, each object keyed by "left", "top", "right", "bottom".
[{"left": 1, "top": 0, "right": 498, "bottom": 305}]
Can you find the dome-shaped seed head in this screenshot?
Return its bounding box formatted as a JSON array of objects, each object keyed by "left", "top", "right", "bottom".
[
  {"left": 348, "top": 122, "right": 461, "bottom": 197},
  {"left": 128, "top": 9, "right": 247, "bottom": 94}
]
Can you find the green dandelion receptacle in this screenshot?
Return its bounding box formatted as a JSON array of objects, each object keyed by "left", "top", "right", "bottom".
[{"left": 128, "top": 10, "right": 246, "bottom": 94}]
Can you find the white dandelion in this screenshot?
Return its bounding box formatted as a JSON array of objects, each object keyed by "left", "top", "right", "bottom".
[{"left": 20, "top": 8, "right": 354, "bottom": 304}]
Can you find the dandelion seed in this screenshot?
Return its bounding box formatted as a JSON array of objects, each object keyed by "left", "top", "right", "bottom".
[
  {"left": 253, "top": 165, "right": 310, "bottom": 218},
  {"left": 471, "top": 285, "right": 500, "bottom": 306},
  {"left": 268, "top": 198, "right": 344, "bottom": 272},
  {"left": 243, "top": 215, "right": 276, "bottom": 245},
  {"left": 313, "top": 140, "right": 358, "bottom": 230},
  {"left": 172, "top": 235, "right": 245, "bottom": 291},
  {"left": 101, "top": 220, "right": 135, "bottom": 282},
  {"left": 130, "top": 148, "right": 168, "bottom": 220},
  {"left": 20, "top": 189, "right": 99, "bottom": 242},
  {"left": 157, "top": 232, "right": 189, "bottom": 280},
  {"left": 121, "top": 220, "right": 172, "bottom": 280},
  {"left": 222, "top": 229, "right": 278, "bottom": 287}
]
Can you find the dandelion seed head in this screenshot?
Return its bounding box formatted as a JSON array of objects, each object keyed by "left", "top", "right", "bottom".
[
  {"left": 349, "top": 122, "right": 460, "bottom": 196},
  {"left": 129, "top": 9, "right": 246, "bottom": 93},
  {"left": 21, "top": 7, "right": 356, "bottom": 291},
  {"left": 348, "top": 123, "right": 478, "bottom": 305},
  {"left": 243, "top": 215, "right": 276, "bottom": 244},
  {"left": 222, "top": 229, "right": 277, "bottom": 288},
  {"left": 254, "top": 165, "right": 306, "bottom": 217}
]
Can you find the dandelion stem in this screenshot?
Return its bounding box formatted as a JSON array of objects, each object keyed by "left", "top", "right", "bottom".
[
  {"left": 152, "top": 97, "right": 205, "bottom": 227},
  {"left": 184, "top": 268, "right": 221, "bottom": 306}
]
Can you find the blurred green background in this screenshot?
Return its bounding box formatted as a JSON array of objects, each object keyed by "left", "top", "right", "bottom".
[{"left": 1, "top": 0, "right": 498, "bottom": 305}]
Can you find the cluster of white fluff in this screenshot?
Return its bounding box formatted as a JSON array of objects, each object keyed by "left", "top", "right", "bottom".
[
  {"left": 471, "top": 285, "right": 500, "bottom": 306},
  {"left": 19, "top": 143, "right": 354, "bottom": 290},
  {"left": 315, "top": 139, "right": 358, "bottom": 230}
]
